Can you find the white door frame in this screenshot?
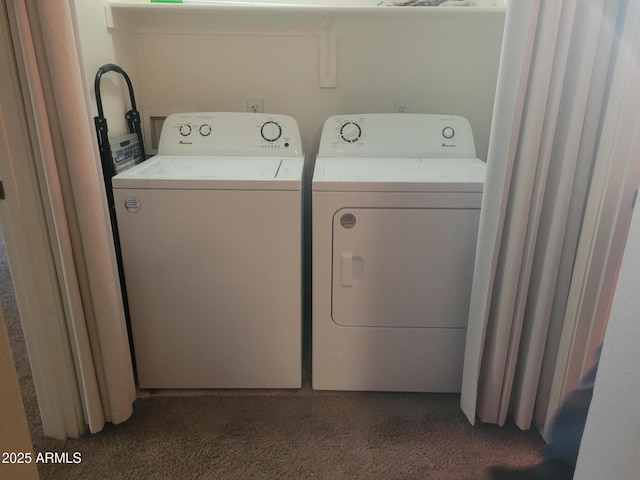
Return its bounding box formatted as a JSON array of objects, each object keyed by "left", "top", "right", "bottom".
[
  {"left": 0, "top": 1, "right": 83, "bottom": 438},
  {"left": 545, "top": 1, "right": 640, "bottom": 433}
]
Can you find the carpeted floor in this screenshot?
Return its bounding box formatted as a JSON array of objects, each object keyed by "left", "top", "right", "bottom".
[{"left": 0, "top": 230, "right": 544, "bottom": 480}]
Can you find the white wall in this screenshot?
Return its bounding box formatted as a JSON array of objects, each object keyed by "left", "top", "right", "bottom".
[
  {"left": 73, "top": 2, "right": 504, "bottom": 160},
  {"left": 574, "top": 199, "right": 640, "bottom": 479},
  {"left": 73, "top": 1, "right": 140, "bottom": 136}
]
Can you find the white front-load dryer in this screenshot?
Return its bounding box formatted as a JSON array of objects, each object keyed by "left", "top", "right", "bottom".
[
  {"left": 113, "top": 112, "right": 304, "bottom": 389},
  {"left": 312, "top": 114, "right": 485, "bottom": 392}
]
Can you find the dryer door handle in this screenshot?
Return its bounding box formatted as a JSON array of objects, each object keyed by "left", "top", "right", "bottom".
[
  {"left": 341, "top": 252, "right": 353, "bottom": 287},
  {"left": 340, "top": 252, "right": 364, "bottom": 287}
]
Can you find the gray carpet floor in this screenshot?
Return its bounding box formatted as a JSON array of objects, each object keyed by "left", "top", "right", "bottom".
[{"left": 0, "top": 229, "right": 544, "bottom": 479}]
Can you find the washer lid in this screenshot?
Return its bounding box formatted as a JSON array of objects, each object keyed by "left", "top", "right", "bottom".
[
  {"left": 112, "top": 155, "right": 303, "bottom": 190},
  {"left": 313, "top": 157, "right": 485, "bottom": 192}
]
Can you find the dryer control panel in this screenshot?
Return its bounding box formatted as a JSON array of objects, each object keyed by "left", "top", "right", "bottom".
[
  {"left": 157, "top": 112, "right": 303, "bottom": 157},
  {"left": 318, "top": 114, "right": 476, "bottom": 159}
]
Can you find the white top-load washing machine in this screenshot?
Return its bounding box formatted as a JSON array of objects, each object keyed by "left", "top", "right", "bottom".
[
  {"left": 113, "top": 112, "right": 304, "bottom": 389},
  {"left": 312, "top": 113, "right": 485, "bottom": 392}
]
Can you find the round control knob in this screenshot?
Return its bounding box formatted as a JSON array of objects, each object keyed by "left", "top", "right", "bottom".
[
  {"left": 261, "top": 121, "right": 282, "bottom": 142},
  {"left": 199, "top": 124, "right": 212, "bottom": 136},
  {"left": 179, "top": 124, "right": 192, "bottom": 137},
  {"left": 442, "top": 127, "right": 455, "bottom": 139},
  {"left": 340, "top": 122, "right": 362, "bottom": 143}
]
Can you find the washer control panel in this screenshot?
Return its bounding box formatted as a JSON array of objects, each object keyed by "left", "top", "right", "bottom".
[
  {"left": 318, "top": 114, "right": 476, "bottom": 159},
  {"left": 260, "top": 120, "right": 282, "bottom": 142},
  {"left": 157, "top": 112, "right": 303, "bottom": 157}
]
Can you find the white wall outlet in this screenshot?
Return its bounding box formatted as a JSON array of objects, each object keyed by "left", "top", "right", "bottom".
[
  {"left": 247, "top": 98, "right": 264, "bottom": 113},
  {"left": 394, "top": 99, "right": 411, "bottom": 113}
]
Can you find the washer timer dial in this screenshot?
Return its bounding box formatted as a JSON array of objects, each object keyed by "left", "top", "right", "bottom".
[
  {"left": 261, "top": 121, "right": 282, "bottom": 142},
  {"left": 179, "top": 124, "right": 192, "bottom": 137},
  {"left": 340, "top": 122, "right": 362, "bottom": 143},
  {"left": 442, "top": 127, "right": 455, "bottom": 139}
]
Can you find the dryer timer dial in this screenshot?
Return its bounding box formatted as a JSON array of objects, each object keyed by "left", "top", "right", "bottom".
[{"left": 340, "top": 122, "right": 362, "bottom": 143}]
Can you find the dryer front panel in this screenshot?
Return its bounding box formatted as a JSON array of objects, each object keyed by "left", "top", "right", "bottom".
[{"left": 331, "top": 207, "right": 479, "bottom": 329}]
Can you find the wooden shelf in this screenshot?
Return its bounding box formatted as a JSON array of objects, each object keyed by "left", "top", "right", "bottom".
[
  {"left": 104, "top": 0, "right": 506, "bottom": 32},
  {"left": 103, "top": 1, "right": 506, "bottom": 89}
]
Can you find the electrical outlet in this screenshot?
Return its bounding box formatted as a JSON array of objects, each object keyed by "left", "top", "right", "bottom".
[
  {"left": 247, "top": 98, "right": 264, "bottom": 113},
  {"left": 394, "top": 99, "right": 411, "bottom": 113}
]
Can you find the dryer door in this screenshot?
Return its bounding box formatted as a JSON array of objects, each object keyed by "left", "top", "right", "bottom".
[{"left": 332, "top": 207, "right": 480, "bottom": 328}]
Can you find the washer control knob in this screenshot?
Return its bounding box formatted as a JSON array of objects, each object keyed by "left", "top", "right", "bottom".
[
  {"left": 179, "top": 124, "right": 192, "bottom": 137},
  {"left": 261, "top": 121, "right": 282, "bottom": 142},
  {"left": 199, "top": 124, "right": 212, "bottom": 136},
  {"left": 442, "top": 127, "right": 455, "bottom": 139},
  {"left": 340, "top": 122, "right": 362, "bottom": 143}
]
